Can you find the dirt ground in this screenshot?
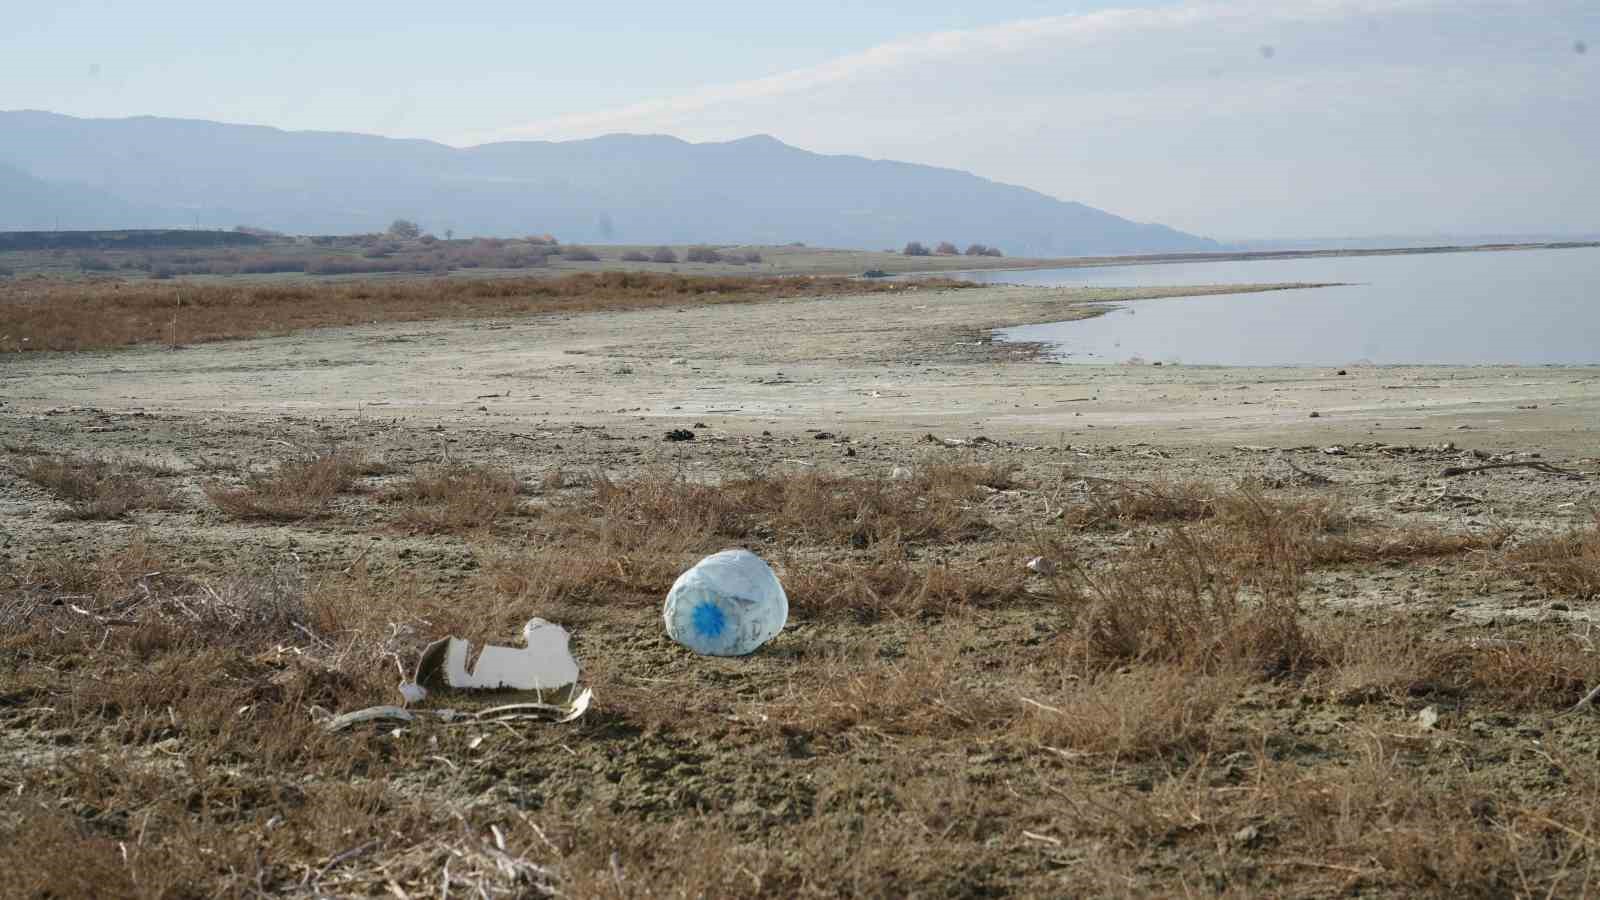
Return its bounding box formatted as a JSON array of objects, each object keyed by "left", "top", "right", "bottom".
[
  {"left": 3, "top": 281, "right": 1600, "bottom": 897},
  {"left": 5, "top": 281, "right": 1595, "bottom": 450}
]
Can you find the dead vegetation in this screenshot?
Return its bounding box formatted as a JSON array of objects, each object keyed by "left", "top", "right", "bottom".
[
  {"left": 19, "top": 454, "right": 179, "bottom": 520},
  {"left": 1512, "top": 513, "right": 1600, "bottom": 600},
  {"left": 382, "top": 463, "right": 524, "bottom": 533},
  {"left": 0, "top": 272, "right": 970, "bottom": 352},
  {"left": 205, "top": 449, "right": 381, "bottom": 521},
  {"left": 7, "top": 435, "right": 1600, "bottom": 897}
]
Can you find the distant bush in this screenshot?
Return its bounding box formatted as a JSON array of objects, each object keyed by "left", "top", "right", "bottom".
[
  {"left": 563, "top": 245, "right": 600, "bottom": 262},
  {"left": 619, "top": 250, "right": 650, "bottom": 262},
  {"left": 965, "top": 244, "right": 989, "bottom": 256},
  {"left": 934, "top": 241, "right": 960, "bottom": 256},
  {"left": 903, "top": 242, "right": 930, "bottom": 257},
  {"left": 740, "top": 250, "right": 762, "bottom": 264},
  {"left": 76, "top": 254, "right": 116, "bottom": 272},
  {"left": 650, "top": 246, "right": 678, "bottom": 263},
  {"left": 0, "top": 265, "right": 14, "bottom": 278},
  {"left": 527, "top": 234, "right": 559, "bottom": 246},
  {"left": 304, "top": 256, "right": 432, "bottom": 276},
  {"left": 419, "top": 234, "right": 438, "bottom": 245},
  {"left": 235, "top": 255, "right": 308, "bottom": 274},
  {"left": 387, "top": 219, "right": 422, "bottom": 240},
  {"left": 233, "top": 225, "right": 284, "bottom": 238},
  {"left": 983, "top": 246, "right": 1004, "bottom": 257},
  {"left": 685, "top": 245, "right": 723, "bottom": 263}
]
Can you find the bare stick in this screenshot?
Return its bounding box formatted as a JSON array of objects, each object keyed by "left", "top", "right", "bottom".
[
  {"left": 1439, "top": 461, "right": 1582, "bottom": 479},
  {"left": 1278, "top": 455, "right": 1333, "bottom": 485},
  {"left": 1567, "top": 683, "right": 1600, "bottom": 716}
]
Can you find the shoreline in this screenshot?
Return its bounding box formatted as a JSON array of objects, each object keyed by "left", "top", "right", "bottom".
[{"left": 894, "top": 239, "right": 1600, "bottom": 279}]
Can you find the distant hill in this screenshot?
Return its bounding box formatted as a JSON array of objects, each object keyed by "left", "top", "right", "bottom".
[
  {"left": 0, "top": 161, "right": 160, "bottom": 229},
  {"left": 0, "top": 110, "right": 1218, "bottom": 256}
]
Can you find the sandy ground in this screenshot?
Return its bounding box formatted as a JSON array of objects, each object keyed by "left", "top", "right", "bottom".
[{"left": 3, "top": 282, "right": 1596, "bottom": 454}]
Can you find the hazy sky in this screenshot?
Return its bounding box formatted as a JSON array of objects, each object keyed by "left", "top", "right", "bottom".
[{"left": 4, "top": 0, "right": 1594, "bottom": 239}]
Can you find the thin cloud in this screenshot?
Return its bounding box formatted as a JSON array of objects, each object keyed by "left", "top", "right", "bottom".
[{"left": 462, "top": 0, "right": 1447, "bottom": 145}]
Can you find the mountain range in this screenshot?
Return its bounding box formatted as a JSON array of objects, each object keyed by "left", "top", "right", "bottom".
[{"left": 0, "top": 110, "right": 1217, "bottom": 256}]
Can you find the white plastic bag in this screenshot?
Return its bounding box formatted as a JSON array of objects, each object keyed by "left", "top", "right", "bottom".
[{"left": 663, "top": 549, "right": 788, "bottom": 656}]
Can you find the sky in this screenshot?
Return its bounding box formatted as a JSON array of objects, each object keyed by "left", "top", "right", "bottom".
[{"left": 3, "top": 0, "right": 1595, "bottom": 239}]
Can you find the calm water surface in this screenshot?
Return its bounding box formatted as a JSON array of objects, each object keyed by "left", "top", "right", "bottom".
[{"left": 984, "top": 247, "right": 1599, "bottom": 366}]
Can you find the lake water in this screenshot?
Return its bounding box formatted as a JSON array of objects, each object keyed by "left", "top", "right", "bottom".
[{"left": 984, "top": 247, "right": 1600, "bottom": 366}]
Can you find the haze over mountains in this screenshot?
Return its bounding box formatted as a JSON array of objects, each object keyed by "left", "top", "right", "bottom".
[{"left": 0, "top": 111, "right": 1215, "bottom": 256}]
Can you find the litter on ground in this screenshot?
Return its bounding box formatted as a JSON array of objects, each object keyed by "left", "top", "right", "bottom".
[{"left": 664, "top": 548, "right": 788, "bottom": 656}]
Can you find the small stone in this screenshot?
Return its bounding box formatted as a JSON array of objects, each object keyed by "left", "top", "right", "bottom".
[
  {"left": 1026, "top": 556, "right": 1057, "bottom": 576},
  {"left": 1232, "top": 825, "right": 1260, "bottom": 846},
  {"left": 890, "top": 466, "right": 913, "bottom": 480},
  {"left": 664, "top": 429, "right": 695, "bottom": 442},
  {"left": 1309, "top": 411, "right": 1321, "bottom": 418},
  {"left": 1336, "top": 369, "right": 1348, "bottom": 376},
  {"left": 813, "top": 431, "right": 836, "bottom": 440}
]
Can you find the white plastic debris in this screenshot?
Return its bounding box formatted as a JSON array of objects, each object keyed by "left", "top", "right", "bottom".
[
  {"left": 407, "top": 617, "right": 580, "bottom": 697},
  {"left": 890, "top": 466, "right": 914, "bottom": 481},
  {"left": 327, "top": 619, "right": 591, "bottom": 733},
  {"left": 1026, "top": 556, "right": 1057, "bottom": 576},
  {"left": 664, "top": 549, "right": 787, "bottom": 656}
]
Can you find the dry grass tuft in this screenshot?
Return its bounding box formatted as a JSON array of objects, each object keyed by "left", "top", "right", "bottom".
[
  {"left": 581, "top": 462, "right": 995, "bottom": 552},
  {"left": 1061, "top": 477, "right": 1218, "bottom": 529},
  {"left": 1056, "top": 530, "right": 1317, "bottom": 676},
  {"left": 382, "top": 463, "right": 523, "bottom": 533},
  {"left": 1512, "top": 514, "right": 1600, "bottom": 600},
  {"left": 19, "top": 454, "right": 179, "bottom": 520},
  {"left": 205, "top": 449, "right": 377, "bottom": 520},
  {"left": 1018, "top": 666, "right": 1243, "bottom": 761}
]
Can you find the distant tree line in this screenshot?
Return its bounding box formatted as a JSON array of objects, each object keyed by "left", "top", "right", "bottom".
[{"left": 903, "top": 241, "right": 1003, "bottom": 257}]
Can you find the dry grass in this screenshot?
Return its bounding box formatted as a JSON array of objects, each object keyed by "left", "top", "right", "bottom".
[
  {"left": 0, "top": 272, "right": 969, "bottom": 352},
  {"left": 382, "top": 463, "right": 523, "bottom": 533},
  {"left": 205, "top": 449, "right": 379, "bottom": 520},
  {"left": 1512, "top": 513, "right": 1600, "bottom": 600},
  {"left": 7, "top": 445, "right": 1600, "bottom": 898},
  {"left": 576, "top": 462, "right": 998, "bottom": 551},
  {"left": 19, "top": 454, "right": 179, "bottom": 520}
]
